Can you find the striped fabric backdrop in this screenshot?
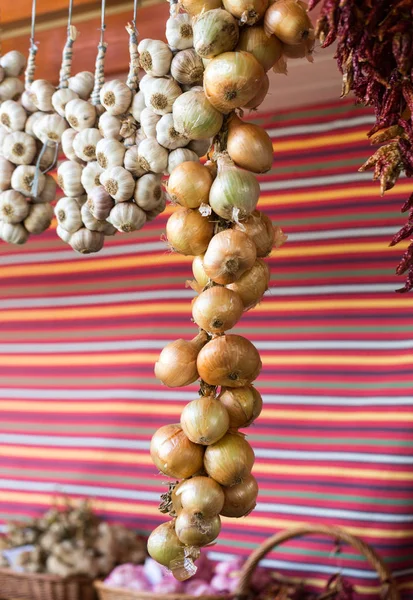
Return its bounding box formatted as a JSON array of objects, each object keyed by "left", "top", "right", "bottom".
[{"left": 0, "top": 99, "right": 412, "bottom": 598}]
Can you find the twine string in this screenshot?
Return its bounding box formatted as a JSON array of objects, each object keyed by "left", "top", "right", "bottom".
[
  {"left": 58, "top": 0, "right": 78, "bottom": 88},
  {"left": 126, "top": 0, "right": 140, "bottom": 92},
  {"left": 24, "top": 0, "right": 38, "bottom": 90},
  {"left": 91, "top": 0, "right": 107, "bottom": 105}
]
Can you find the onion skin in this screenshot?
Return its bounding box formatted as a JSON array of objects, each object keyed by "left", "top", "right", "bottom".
[
  {"left": 147, "top": 521, "right": 185, "bottom": 568},
  {"left": 173, "top": 476, "right": 225, "bottom": 517},
  {"left": 236, "top": 25, "right": 282, "bottom": 72},
  {"left": 233, "top": 210, "right": 275, "bottom": 256},
  {"left": 282, "top": 37, "right": 314, "bottom": 61},
  {"left": 192, "top": 286, "right": 244, "bottom": 333},
  {"left": 192, "top": 254, "right": 208, "bottom": 288},
  {"left": 193, "top": 9, "right": 239, "bottom": 59},
  {"left": 218, "top": 385, "right": 263, "bottom": 428},
  {"left": 197, "top": 334, "right": 262, "bottom": 387},
  {"left": 150, "top": 423, "right": 204, "bottom": 478},
  {"left": 223, "top": 0, "right": 269, "bottom": 25},
  {"left": 243, "top": 73, "right": 269, "bottom": 110},
  {"left": 227, "top": 259, "right": 270, "bottom": 310},
  {"left": 220, "top": 474, "right": 258, "bottom": 517},
  {"left": 175, "top": 510, "right": 221, "bottom": 546},
  {"left": 168, "top": 162, "right": 213, "bottom": 209},
  {"left": 179, "top": 0, "right": 222, "bottom": 17},
  {"left": 181, "top": 395, "right": 230, "bottom": 445},
  {"left": 263, "top": 0, "right": 314, "bottom": 45},
  {"left": 204, "top": 431, "right": 255, "bottom": 486},
  {"left": 166, "top": 208, "right": 214, "bottom": 255},
  {"left": 227, "top": 116, "right": 273, "bottom": 173},
  {"left": 155, "top": 331, "right": 208, "bottom": 387},
  {"left": 203, "top": 229, "right": 257, "bottom": 285}
]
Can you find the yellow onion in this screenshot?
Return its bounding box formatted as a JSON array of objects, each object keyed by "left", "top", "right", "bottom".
[
  {"left": 204, "top": 159, "right": 217, "bottom": 179},
  {"left": 147, "top": 521, "right": 186, "bottom": 568},
  {"left": 180, "top": 0, "right": 222, "bottom": 17},
  {"left": 203, "top": 229, "right": 257, "bottom": 285},
  {"left": 221, "top": 474, "right": 258, "bottom": 517},
  {"left": 243, "top": 73, "right": 269, "bottom": 109},
  {"left": 233, "top": 210, "right": 275, "bottom": 256},
  {"left": 192, "top": 286, "right": 244, "bottom": 333},
  {"left": 193, "top": 9, "right": 239, "bottom": 59},
  {"left": 175, "top": 510, "right": 221, "bottom": 546},
  {"left": 227, "top": 115, "right": 273, "bottom": 173},
  {"left": 204, "top": 431, "right": 255, "bottom": 485},
  {"left": 236, "top": 25, "right": 282, "bottom": 71},
  {"left": 282, "top": 36, "right": 314, "bottom": 61},
  {"left": 218, "top": 385, "right": 263, "bottom": 428},
  {"left": 150, "top": 423, "right": 204, "bottom": 478},
  {"left": 197, "top": 334, "right": 262, "bottom": 387},
  {"left": 264, "top": 0, "right": 314, "bottom": 45},
  {"left": 181, "top": 395, "right": 230, "bottom": 445},
  {"left": 168, "top": 161, "right": 213, "bottom": 209},
  {"left": 155, "top": 331, "right": 208, "bottom": 387},
  {"left": 227, "top": 259, "right": 270, "bottom": 310},
  {"left": 172, "top": 476, "right": 225, "bottom": 517},
  {"left": 192, "top": 254, "right": 209, "bottom": 289},
  {"left": 166, "top": 208, "right": 214, "bottom": 255},
  {"left": 173, "top": 89, "right": 223, "bottom": 140},
  {"left": 223, "top": 0, "right": 268, "bottom": 25},
  {"left": 208, "top": 156, "right": 260, "bottom": 223},
  {"left": 204, "top": 51, "right": 265, "bottom": 114}
]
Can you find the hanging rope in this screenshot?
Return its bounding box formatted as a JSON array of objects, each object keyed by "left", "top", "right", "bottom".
[
  {"left": 91, "top": 0, "right": 107, "bottom": 106},
  {"left": 24, "top": 0, "right": 38, "bottom": 90},
  {"left": 59, "top": 0, "right": 78, "bottom": 88},
  {"left": 126, "top": 0, "right": 140, "bottom": 92}
]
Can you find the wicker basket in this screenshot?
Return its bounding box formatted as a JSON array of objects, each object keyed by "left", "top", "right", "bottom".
[
  {"left": 0, "top": 568, "right": 96, "bottom": 600},
  {"left": 95, "top": 524, "right": 400, "bottom": 600}
]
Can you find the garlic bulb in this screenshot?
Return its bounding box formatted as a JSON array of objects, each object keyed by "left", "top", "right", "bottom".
[
  {"left": 166, "top": 14, "right": 193, "bottom": 50},
  {"left": 98, "top": 112, "right": 122, "bottom": 140},
  {"left": 134, "top": 173, "right": 164, "bottom": 211},
  {"left": 28, "top": 79, "right": 55, "bottom": 112},
  {"left": 65, "top": 99, "right": 96, "bottom": 132},
  {"left": 25, "top": 112, "right": 43, "bottom": 138},
  {"left": 0, "top": 157, "right": 14, "bottom": 190},
  {"left": 3, "top": 132, "right": 36, "bottom": 165},
  {"left": 61, "top": 128, "right": 82, "bottom": 163},
  {"left": 140, "top": 108, "right": 161, "bottom": 138},
  {"left": 187, "top": 137, "right": 211, "bottom": 157},
  {"left": 21, "top": 90, "right": 38, "bottom": 113},
  {"left": 33, "top": 113, "right": 68, "bottom": 145},
  {"left": 100, "top": 80, "right": 132, "bottom": 116},
  {"left": 0, "top": 126, "right": 9, "bottom": 155},
  {"left": 108, "top": 202, "right": 146, "bottom": 233},
  {"left": 74, "top": 194, "right": 88, "bottom": 207},
  {"left": 73, "top": 128, "right": 102, "bottom": 162},
  {"left": 57, "top": 161, "right": 85, "bottom": 197},
  {"left": 171, "top": 49, "right": 204, "bottom": 86},
  {"left": 0, "top": 100, "right": 26, "bottom": 133},
  {"left": 0, "top": 77, "right": 24, "bottom": 102},
  {"left": 35, "top": 174, "right": 57, "bottom": 204},
  {"left": 96, "top": 138, "right": 126, "bottom": 170},
  {"left": 139, "top": 74, "right": 157, "bottom": 94},
  {"left": 11, "top": 165, "right": 45, "bottom": 197},
  {"left": 0, "top": 222, "right": 29, "bottom": 245},
  {"left": 55, "top": 196, "right": 83, "bottom": 233},
  {"left": 87, "top": 186, "right": 114, "bottom": 220},
  {"left": 100, "top": 166, "right": 135, "bottom": 203},
  {"left": 0, "top": 66, "right": 4, "bottom": 83},
  {"left": 0, "top": 189, "right": 29, "bottom": 223},
  {"left": 136, "top": 138, "right": 169, "bottom": 174},
  {"left": 172, "top": 89, "right": 223, "bottom": 140},
  {"left": 68, "top": 71, "right": 94, "bottom": 100},
  {"left": 81, "top": 161, "right": 104, "bottom": 194},
  {"left": 24, "top": 202, "right": 54, "bottom": 234},
  {"left": 56, "top": 225, "right": 72, "bottom": 244},
  {"left": 167, "top": 148, "right": 199, "bottom": 174},
  {"left": 193, "top": 9, "right": 239, "bottom": 58},
  {"left": 145, "top": 193, "right": 166, "bottom": 221},
  {"left": 124, "top": 146, "right": 146, "bottom": 178},
  {"left": 0, "top": 51, "right": 26, "bottom": 77},
  {"left": 130, "top": 91, "right": 146, "bottom": 122},
  {"left": 70, "top": 227, "right": 104, "bottom": 254},
  {"left": 144, "top": 77, "right": 182, "bottom": 116},
  {"left": 52, "top": 88, "right": 79, "bottom": 118},
  {"left": 81, "top": 203, "right": 115, "bottom": 234},
  {"left": 156, "top": 113, "right": 188, "bottom": 150},
  {"left": 138, "top": 39, "right": 173, "bottom": 77}
]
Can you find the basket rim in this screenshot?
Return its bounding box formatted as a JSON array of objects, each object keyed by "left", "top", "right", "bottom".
[
  {"left": 0, "top": 566, "right": 93, "bottom": 583},
  {"left": 94, "top": 580, "right": 233, "bottom": 599}
]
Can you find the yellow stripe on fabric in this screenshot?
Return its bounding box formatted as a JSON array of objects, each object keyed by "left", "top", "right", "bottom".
[{"left": 272, "top": 131, "right": 367, "bottom": 152}]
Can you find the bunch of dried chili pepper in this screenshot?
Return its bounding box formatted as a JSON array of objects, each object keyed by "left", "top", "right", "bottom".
[{"left": 308, "top": 0, "right": 413, "bottom": 292}]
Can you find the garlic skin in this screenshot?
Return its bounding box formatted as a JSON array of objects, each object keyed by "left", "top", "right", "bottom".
[
  {"left": 193, "top": 9, "right": 239, "bottom": 58},
  {"left": 144, "top": 77, "right": 182, "bottom": 116},
  {"left": 0, "top": 127, "right": 7, "bottom": 156},
  {"left": 70, "top": 227, "right": 104, "bottom": 254},
  {"left": 54, "top": 196, "right": 83, "bottom": 233},
  {"left": 166, "top": 14, "right": 193, "bottom": 50},
  {"left": 173, "top": 89, "right": 223, "bottom": 140},
  {"left": 0, "top": 190, "right": 29, "bottom": 223},
  {"left": 35, "top": 174, "right": 57, "bottom": 204},
  {"left": 65, "top": 99, "right": 96, "bottom": 132},
  {"left": 96, "top": 138, "right": 126, "bottom": 170},
  {"left": 68, "top": 71, "right": 94, "bottom": 100},
  {"left": 0, "top": 100, "right": 27, "bottom": 133},
  {"left": 11, "top": 165, "right": 45, "bottom": 197},
  {"left": 56, "top": 225, "right": 72, "bottom": 243},
  {"left": 24, "top": 202, "right": 54, "bottom": 234},
  {"left": 81, "top": 161, "right": 104, "bottom": 194},
  {"left": 156, "top": 113, "right": 188, "bottom": 150},
  {"left": 124, "top": 146, "right": 146, "bottom": 178},
  {"left": 87, "top": 186, "right": 114, "bottom": 220},
  {"left": 145, "top": 193, "right": 166, "bottom": 221},
  {"left": 136, "top": 138, "right": 169, "bottom": 174},
  {"left": 100, "top": 166, "right": 135, "bottom": 203},
  {"left": 73, "top": 128, "right": 103, "bottom": 162},
  {"left": 171, "top": 49, "right": 204, "bottom": 86},
  {"left": 130, "top": 91, "right": 146, "bottom": 122},
  {"left": 61, "top": 128, "right": 83, "bottom": 163},
  {"left": 81, "top": 202, "right": 116, "bottom": 234},
  {"left": 33, "top": 113, "right": 68, "bottom": 146},
  {"left": 0, "top": 157, "right": 14, "bottom": 191},
  {"left": 28, "top": 79, "right": 55, "bottom": 112},
  {"left": 167, "top": 148, "right": 199, "bottom": 174},
  {"left": 108, "top": 202, "right": 146, "bottom": 233},
  {"left": 139, "top": 74, "right": 157, "bottom": 95},
  {"left": 3, "top": 132, "right": 37, "bottom": 166},
  {"left": 138, "top": 39, "right": 173, "bottom": 77},
  {"left": 57, "top": 161, "right": 85, "bottom": 198},
  {"left": 52, "top": 88, "right": 79, "bottom": 118},
  {"left": 0, "top": 77, "right": 24, "bottom": 102},
  {"left": 134, "top": 173, "right": 164, "bottom": 211},
  {"left": 25, "top": 112, "right": 44, "bottom": 138},
  {"left": 21, "top": 90, "right": 38, "bottom": 113},
  {"left": 187, "top": 137, "right": 211, "bottom": 157},
  {"left": 98, "top": 112, "right": 122, "bottom": 140},
  {"left": 140, "top": 108, "right": 162, "bottom": 139},
  {"left": 100, "top": 80, "right": 132, "bottom": 116},
  {"left": 0, "top": 51, "right": 26, "bottom": 77},
  {"left": 0, "top": 222, "right": 29, "bottom": 245}
]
